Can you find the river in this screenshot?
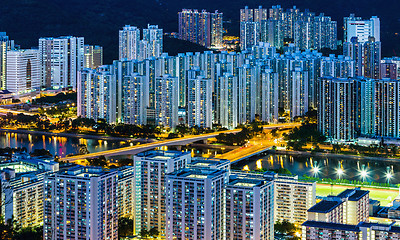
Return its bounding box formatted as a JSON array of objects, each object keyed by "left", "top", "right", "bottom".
[
  {"left": 2, "top": 131, "right": 400, "bottom": 183},
  {"left": 232, "top": 153, "right": 400, "bottom": 184},
  {"left": 0, "top": 131, "right": 129, "bottom": 158}
]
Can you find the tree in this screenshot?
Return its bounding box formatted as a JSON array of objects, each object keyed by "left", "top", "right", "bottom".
[
  {"left": 149, "top": 227, "right": 159, "bottom": 237},
  {"left": 140, "top": 229, "right": 149, "bottom": 238},
  {"left": 87, "top": 156, "right": 107, "bottom": 167},
  {"left": 118, "top": 217, "right": 133, "bottom": 237},
  {"left": 30, "top": 149, "right": 52, "bottom": 157}
]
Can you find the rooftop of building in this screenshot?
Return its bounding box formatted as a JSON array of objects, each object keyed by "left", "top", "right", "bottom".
[
  {"left": 308, "top": 200, "right": 342, "bottom": 213},
  {"left": 135, "top": 150, "right": 190, "bottom": 160},
  {"left": 188, "top": 157, "right": 230, "bottom": 168},
  {"left": 56, "top": 166, "right": 115, "bottom": 178},
  {"left": 168, "top": 167, "right": 226, "bottom": 180},
  {"left": 337, "top": 188, "right": 369, "bottom": 201},
  {"left": 302, "top": 220, "right": 360, "bottom": 232},
  {"left": 226, "top": 175, "right": 268, "bottom": 188}
]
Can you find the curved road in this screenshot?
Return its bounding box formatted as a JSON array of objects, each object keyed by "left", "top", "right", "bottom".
[{"left": 60, "top": 123, "right": 300, "bottom": 163}]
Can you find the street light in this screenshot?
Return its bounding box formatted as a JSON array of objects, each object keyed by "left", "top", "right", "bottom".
[
  {"left": 386, "top": 166, "right": 393, "bottom": 184},
  {"left": 312, "top": 166, "right": 320, "bottom": 178},
  {"left": 360, "top": 169, "right": 368, "bottom": 182},
  {"left": 336, "top": 168, "right": 344, "bottom": 179}
]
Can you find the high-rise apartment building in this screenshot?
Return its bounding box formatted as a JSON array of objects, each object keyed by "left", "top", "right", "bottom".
[
  {"left": 143, "top": 24, "right": 163, "bottom": 58},
  {"left": 39, "top": 36, "right": 84, "bottom": 89},
  {"left": 155, "top": 75, "right": 179, "bottom": 128},
  {"left": 345, "top": 16, "right": 380, "bottom": 43},
  {"left": 121, "top": 73, "right": 147, "bottom": 125},
  {"left": 187, "top": 75, "right": 212, "bottom": 128},
  {"left": 166, "top": 168, "right": 228, "bottom": 240},
  {"left": 178, "top": 9, "right": 223, "bottom": 48},
  {"left": 0, "top": 32, "right": 14, "bottom": 90},
  {"left": 225, "top": 172, "right": 274, "bottom": 240},
  {"left": 264, "top": 173, "right": 316, "bottom": 225},
  {"left": 363, "top": 37, "right": 381, "bottom": 79},
  {"left": 119, "top": 25, "right": 140, "bottom": 61},
  {"left": 84, "top": 45, "right": 103, "bottom": 69},
  {"left": 133, "top": 150, "right": 191, "bottom": 237},
  {"left": 6, "top": 49, "right": 41, "bottom": 94},
  {"left": 77, "top": 66, "right": 117, "bottom": 123},
  {"left": 318, "top": 77, "right": 357, "bottom": 142},
  {"left": 43, "top": 166, "right": 118, "bottom": 240}
]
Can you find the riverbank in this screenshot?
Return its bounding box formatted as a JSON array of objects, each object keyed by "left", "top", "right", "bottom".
[
  {"left": 267, "top": 149, "right": 400, "bottom": 163},
  {"left": 0, "top": 128, "right": 153, "bottom": 142}
]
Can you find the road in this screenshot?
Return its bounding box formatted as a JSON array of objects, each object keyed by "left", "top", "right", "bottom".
[
  {"left": 217, "top": 123, "right": 300, "bottom": 162},
  {"left": 60, "top": 123, "right": 299, "bottom": 163},
  {"left": 0, "top": 107, "right": 36, "bottom": 116}
]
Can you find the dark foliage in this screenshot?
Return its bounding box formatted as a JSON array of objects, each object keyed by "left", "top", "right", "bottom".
[{"left": 118, "top": 217, "right": 134, "bottom": 237}]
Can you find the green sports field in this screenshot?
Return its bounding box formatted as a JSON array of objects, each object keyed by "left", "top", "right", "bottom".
[{"left": 316, "top": 183, "right": 399, "bottom": 206}]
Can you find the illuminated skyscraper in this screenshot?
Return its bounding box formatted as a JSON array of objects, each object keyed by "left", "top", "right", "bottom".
[
  {"left": 44, "top": 166, "right": 118, "bottom": 240},
  {"left": 84, "top": 45, "right": 103, "bottom": 69},
  {"left": 155, "top": 74, "right": 179, "bottom": 128},
  {"left": 363, "top": 37, "right": 381, "bottom": 79},
  {"left": 6, "top": 49, "right": 40, "bottom": 94},
  {"left": 225, "top": 172, "right": 274, "bottom": 240},
  {"left": 0, "top": 32, "right": 14, "bottom": 90},
  {"left": 39, "top": 36, "right": 84, "bottom": 89},
  {"left": 345, "top": 15, "right": 380, "bottom": 43},
  {"left": 166, "top": 168, "right": 228, "bottom": 240},
  {"left": 210, "top": 11, "right": 223, "bottom": 49},
  {"left": 133, "top": 150, "right": 191, "bottom": 237},
  {"left": 178, "top": 9, "right": 223, "bottom": 48},
  {"left": 119, "top": 25, "right": 140, "bottom": 61},
  {"left": 77, "top": 66, "right": 117, "bottom": 123},
  {"left": 143, "top": 24, "right": 163, "bottom": 58},
  {"left": 187, "top": 75, "right": 213, "bottom": 128}
]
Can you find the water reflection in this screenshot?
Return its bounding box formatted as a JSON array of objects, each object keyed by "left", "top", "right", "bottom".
[
  {"left": 0, "top": 132, "right": 128, "bottom": 158},
  {"left": 233, "top": 154, "right": 400, "bottom": 184}
]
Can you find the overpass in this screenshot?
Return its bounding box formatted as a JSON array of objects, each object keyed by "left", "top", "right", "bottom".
[{"left": 60, "top": 123, "right": 300, "bottom": 163}]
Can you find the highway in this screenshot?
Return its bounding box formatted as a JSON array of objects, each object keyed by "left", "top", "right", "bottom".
[
  {"left": 60, "top": 123, "right": 300, "bottom": 163},
  {"left": 0, "top": 107, "right": 36, "bottom": 116}
]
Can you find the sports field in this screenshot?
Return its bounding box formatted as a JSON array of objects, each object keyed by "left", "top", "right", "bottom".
[{"left": 316, "top": 183, "right": 399, "bottom": 206}]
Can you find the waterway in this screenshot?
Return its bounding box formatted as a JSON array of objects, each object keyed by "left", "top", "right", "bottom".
[
  {"left": 0, "top": 131, "right": 130, "bottom": 158},
  {"left": 2, "top": 131, "right": 400, "bottom": 184},
  {"left": 232, "top": 153, "right": 400, "bottom": 184}
]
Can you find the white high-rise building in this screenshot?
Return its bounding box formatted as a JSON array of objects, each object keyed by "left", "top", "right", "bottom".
[
  {"left": 261, "top": 69, "right": 279, "bottom": 123},
  {"left": 219, "top": 73, "right": 238, "bottom": 129},
  {"left": 77, "top": 67, "right": 117, "bottom": 123},
  {"left": 133, "top": 150, "right": 191, "bottom": 237},
  {"left": 39, "top": 36, "right": 84, "bottom": 89},
  {"left": 0, "top": 33, "right": 15, "bottom": 90},
  {"left": 240, "top": 21, "right": 260, "bottom": 50},
  {"left": 119, "top": 25, "right": 140, "bottom": 61},
  {"left": 225, "top": 172, "right": 274, "bottom": 240},
  {"left": 122, "top": 73, "right": 147, "bottom": 125},
  {"left": 155, "top": 74, "right": 179, "bottom": 128},
  {"left": 346, "top": 16, "right": 380, "bottom": 43},
  {"left": 143, "top": 24, "right": 163, "bottom": 58},
  {"left": 6, "top": 49, "right": 40, "bottom": 94},
  {"left": 264, "top": 173, "right": 316, "bottom": 226},
  {"left": 166, "top": 168, "right": 228, "bottom": 240},
  {"left": 187, "top": 75, "right": 213, "bottom": 128},
  {"left": 43, "top": 166, "right": 118, "bottom": 240},
  {"left": 84, "top": 45, "right": 103, "bottom": 69}
]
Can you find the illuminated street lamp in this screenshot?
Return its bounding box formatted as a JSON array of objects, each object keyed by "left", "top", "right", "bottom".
[
  {"left": 312, "top": 164, "right": 320, "bottom": 178},
  {"left": 359, "top": 165, "right": 369, "bottom": 182},
  {"left": 336, "top": 168, "right": 344, "bottom": 179},
  {"left": 386, "top": 166, "right": 393, "bottom": 184}
]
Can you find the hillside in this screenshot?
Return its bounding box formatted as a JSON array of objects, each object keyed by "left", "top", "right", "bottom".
[{"left": 0, "top": 0, "right": 398, "bottom": 63}]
